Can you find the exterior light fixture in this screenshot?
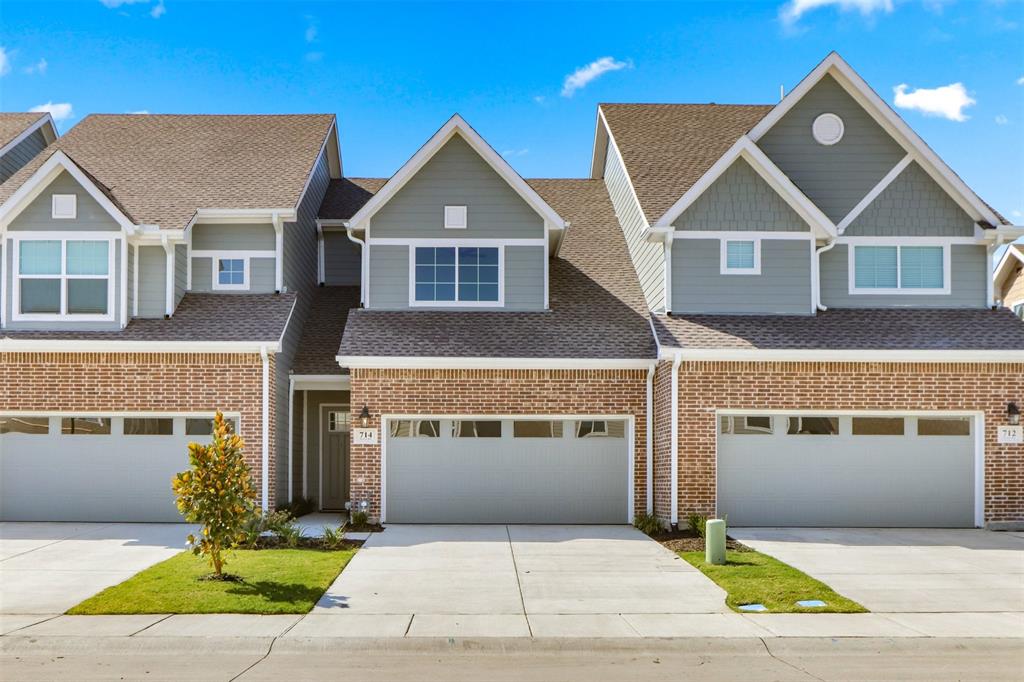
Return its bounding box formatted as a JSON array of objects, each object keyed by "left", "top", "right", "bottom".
[
  {"left": 359, "top": 404, "right": 371, "bottom": 428},
  {"left": 1008, "top": 402, "right": 1021, "bottom": 426}
]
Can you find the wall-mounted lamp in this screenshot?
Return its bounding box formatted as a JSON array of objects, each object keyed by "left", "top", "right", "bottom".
[
  {"left": 1008, "top": 402, "right": 1020, "bottom": 426},
  {"left": 359, "top": 404, "right": 371, "bottom": 428}
]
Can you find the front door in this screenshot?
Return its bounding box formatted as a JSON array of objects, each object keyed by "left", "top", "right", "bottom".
[{"left": 321, "top": 407, "right": 350, "bottom": 511}]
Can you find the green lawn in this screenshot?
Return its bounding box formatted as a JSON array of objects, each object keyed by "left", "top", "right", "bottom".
[
  {"left": 68, "top": 548, "right": 356, "bottom": 615},
  {"left": 681, "top": 550, "right": 866, "bottom": 614}
]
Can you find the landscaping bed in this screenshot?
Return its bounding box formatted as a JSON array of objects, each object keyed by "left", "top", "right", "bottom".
[
  {"left": 651, "top": 528, "right": 752, "bottom": 554},
  {"left": 68, "top": 544, "right": 359, "bottom": 615}
]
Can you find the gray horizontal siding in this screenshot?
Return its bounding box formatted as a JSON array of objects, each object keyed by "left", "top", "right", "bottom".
[
  {"left": 8, "top": 171, "right": 120, "bottom": 232},
  {"left": 821, "top": 243, "right": 987, "bottom": 308},
  {"left": 323, "top": 231, "right": 361, "bottom": 286},
  {"left": 137, "top": 245, "right": 166, "bottom": 318},
  {"left": 1, "top": 128, "right": 49, "bottom": 183},
  {"left": 368, "top": 244, "right": 409, "bottom": 309},
  {"left": 191, "top": 256, "right": 212, "bottom": 292},
  {"left": 174, "top": 244, "right": 187, "bottom": 306},
  {"left": 672, "top": 238, "right": 813, "bottom": 315},
  {"left": 603, "top": 140, "right": 665, "bottom": 311},
  {"left": 251, "top": 258, "right": 276, "bottom": 293},
  {"left": 191, "top": 223, "right": 276, "bottom": 251},
  {"left": 758, "top": 74, "right": 907, "bottom": 224},
  {"left": 371, "top": 135, "right": 544, "bottom": 240},
  {"left": 504, "top": 245, "right": 545, "bottom": 310},
  {"left": 845, "top": 161, "right": 975, "bottom": 237},
  {"left": 188, "top": 255, "right": 277, "bottom": 293},
  {"left": 673, "top": 158, "right": 809, "bottom": 232}
]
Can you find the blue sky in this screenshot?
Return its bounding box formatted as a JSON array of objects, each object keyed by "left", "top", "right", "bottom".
[{"left": 1, "top": 0, "right": 1022, "bottom": 224}]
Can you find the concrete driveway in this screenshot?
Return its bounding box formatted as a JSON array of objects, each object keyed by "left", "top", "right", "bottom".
[
  {"left": 0, "top": 522, "right": 192, "bottom": 614},
  {"left": 731, "top": 528, "right": 1024, "bottom": 614},
  {"left": 301, "top": 525, "right": 733, "bottom": 638}
]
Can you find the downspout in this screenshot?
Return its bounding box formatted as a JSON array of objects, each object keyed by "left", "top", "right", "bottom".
[
  {"left": 815, "top": 238, "right": 837, "bottom": 312},
  {"left": 670, "top": 351, "right": 682, "bottom": 529},
  {"left": 260, "top": 345, "right": 270, "bottom": 513},
  {"left": 345, "top": 225, "right": 366, "bottom": 307},
  {"left": 987, "top": 235, "right": 1004, "bottom": 308},
  {"left": 272, "top": 212, "right": 284, "bottom": 294},
  {"left": 645, "top": 363, "right": 655, "bottom": 516},
  {"left": 287, "top": 376, "right": 295, "bottom": 504}
]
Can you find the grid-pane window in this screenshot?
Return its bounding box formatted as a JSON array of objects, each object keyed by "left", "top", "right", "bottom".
[
  {"left": 726, "top": 241, "right": 755, "bottom": 270},
  {"left": 19, "top": 240, "right": 61, "bottom": 274},
  {"left": 854, "top": 246, "right": 898, "bottom": 289},
  {"left": 66, "top": 241, "right": 109, "bottom": 275},
  {"left": 900, "top": 246, "right": 944, "bottom": 289},
  {"left": 457, "top": 247, "right": 499, "bottom": 302},
  {"left": 414, "top": 247, "right": 457, "bottom": 301},
  {"left": 414, "top": 246, "right": 499, "bottom": 303},
  {"left": 218, "top": 259, "right": 245, "bottom": 286},
  {"left": 16, "top": 239, "right": 111, "bottom": 317}
]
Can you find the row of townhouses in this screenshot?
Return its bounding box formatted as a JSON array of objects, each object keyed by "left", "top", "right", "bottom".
[{"left": 1, "top": 53, "right": 1022, "bottom": 529}]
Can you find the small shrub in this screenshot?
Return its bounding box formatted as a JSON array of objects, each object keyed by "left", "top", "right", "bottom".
[
  {"left": 321, "top": 525, "right": 347, "bottom": 549},
  {"left": 240, "top": 510, "right": 297, "bottom": 548},
  {"left": 633, "top": 512, "right": 663, "bottom": 536},
  {"left": 276, "top": 521, "right": 304, "bottom": 548},
  {"left": 686, "top": 513, "right": 708, "bottom": 538},
  {"left": 349, "top": 510, "right": 369, "bottom": 528},
  {"left": 280, "top": 496, "right": 317, "bottom": 518}
]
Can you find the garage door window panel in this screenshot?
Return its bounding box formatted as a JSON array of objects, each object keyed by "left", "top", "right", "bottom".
[
  {"left": 61, "top": 417, "right": 112, "bottom": 435},
  {"left": 453, "top": 420, "right": 502, "bottom": 438},
  {"left": 852, "top": 417, "right": 905, "bottom": 435},
  {"left": 124, "top": 418, "right": 174, "bottom": 435},
  {"left": 0, "top": 416, "right": 50, "bottom": 435},
  {"left": 720, "top": 416, "right": 773, "bottom": 435},
  {"left": 918, "top": 418, "right": 971, "bottom": 436},
  {"left": 576, "top": 420, "right": 625, "bottom": 438},
  {"left": 787, "top": 417, "right": 839, "bottom": 435},
  {"left": 389, "top": 420, "right": 440, "bottom": 438},
  {"left": 185, "top": 417, "right": 238, "bottom": 436},
  {"left": 513, "top": 420, "right": 564, "bottom": 438}
]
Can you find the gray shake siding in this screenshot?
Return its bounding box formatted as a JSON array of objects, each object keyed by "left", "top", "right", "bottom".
[
  {"left": 602, "top": 139, "right": 665, "bottom": 311},
  {"left": 137, "top": 245, "right": 166, "bottom": 318},
  {"left": 758, "top": 75, "right": 906, "bottom": 224},
  {"left": 844, "top": 161, "right": 975, "bottom": 236},
  {"left": 672, "top": 158, "right": 809, "bottom": 232},
  {"left": 323, "top": 231, "right": 361, "bottom": 285},
  {"left": 671, "top": 239, "right": 813, "bottom": 315},
  {"left": 370, "top": 135, "right": 544, "bottom": 239},
  {"left": 1, "top": 128, "right": 49, "bottom": 183},
  {"left": 821, "top": 244, "right": 987, "bottom": 308}
]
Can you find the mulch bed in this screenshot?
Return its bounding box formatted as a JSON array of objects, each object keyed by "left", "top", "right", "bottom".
[
  {"left": 246, "top": 537, "right": 364, "bottom": 551},
  {"left": 649, "top": 528, "right": 752, "bottom": 553},
  {"left": 346, "top": 523, "right": 385, "bottom": 533}
]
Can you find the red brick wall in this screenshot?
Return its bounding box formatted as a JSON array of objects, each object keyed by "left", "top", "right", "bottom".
[
  {"left": 1, "top": 352, "right": 277, "bottom": 507},
  {"left": 661, "top": 361, "right": 1024, "bottom": 525},
  {"left": 348, "top": 368, "right": 649, "bottom": 520}
]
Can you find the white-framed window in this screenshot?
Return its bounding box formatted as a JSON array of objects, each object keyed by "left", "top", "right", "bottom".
[
  {"left": 410, "top": 244, "right": 503, "bottom": 306},
  {"left": 849, "top": 243, "right": 950, "bottom": 295},
  {"left": 51, "top": 194, "right": 77, "bottom": 219},
  {"left": 213, "top": 257, "right": 248, "bottom": 290},
  {"left": 720, "top": 239, "right": 761, "bottom": 275},
  {"left": 11, "top": 235, "right": 116, "bottom": 322},
  {"left": 444, "top": 205, "right": 468, "bottom": 229}
]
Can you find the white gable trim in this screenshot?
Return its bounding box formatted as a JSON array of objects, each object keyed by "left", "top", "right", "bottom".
[
  {"left": 994, "top": 243, "right": 1024, "bottom": 293},
  {"left": 748, "top": 52, "right": 1001, "bottom": 227},
  {"left": 344, "top": 114, "right": 567, "bottom": 232},
  {"left": 0, "top": 113, "right": 57, "bottom": 158},
  {"left": 653, "top": 137, "right": 837, "bottom": 239},
  {"left": 0, "top": 151, "right": 137, "bottom": 234},
  {"left": 837, "top": 154, "right": 913, "bottom": 234}
]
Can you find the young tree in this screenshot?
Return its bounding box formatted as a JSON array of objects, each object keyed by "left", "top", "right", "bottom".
[{"left": 172, "top": 412, "right": 257, "bottom": 577}]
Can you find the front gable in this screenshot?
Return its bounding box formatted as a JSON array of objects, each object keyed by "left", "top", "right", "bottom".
[
  {"left": 673, "top": 157, "right": 809, "bottom": 232},
  {"left": 844, "top": 161, "right": 975, "bottom": 237},
  {"left": 9, "top": 169, "right": 122, "bottom": 233},
  {"left": 757, "top": 74, "right": 906, "bottom": 225}
]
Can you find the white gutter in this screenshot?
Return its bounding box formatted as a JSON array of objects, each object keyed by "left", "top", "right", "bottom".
[
  {"left": 260, "top": 345, "right": 270, "bottom": 513},
  {"left": 669, "top": 352, "right": 682, "bottom": 528},
  {"left": 0, "top": 339, "right": 282, "bottom": 353},
  {"left": 645, "top": 364, "right": 655, "bottom": 515},
  {"left": 287, "top": 375, "right": 295, "bottom": 505},
  {"left": 272, "top": 211, "right": 284, "bottom": 293},
  {"left": 336, "top": 355, "right": 658, "bottom": 370},
  {"left": 657, "top": 347, "right": 1024, "bottom": 363},
  {"left": 344, "top": 224, "right": 367, "bottom": 307},
  {"left": 987, "top": 234, "right": 1005, "bottom": 308},
  {"left": 814, "top": 238, "right": 837, "bottom": 312}
]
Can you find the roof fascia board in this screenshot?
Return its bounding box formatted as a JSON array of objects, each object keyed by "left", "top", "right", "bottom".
[
  {"left": 749, "top": 53, "right": 1000, "bottom": 226},
  {"left": 337, "top": 355, "right": 656, "bottom": 370},
  {"left": 189, "top": 208, "right": 297, "bottom": 227},
  {"left": 588, "top": 106, "right": 610, "bottom": 179},
  {"left": 597, "top": 107, "right": 650, "bottom": 230},
  {"left": 345, "top": 114, "right": 567, "bottom": 231},
  {"left": 0, "top": 339, "right": 281, "bottom": 353},
  {"left": 0, "top": 151, "right": 137, "bottom": 234},
  {"left": 655, "top": 346, "right": 1024, "bottom": 363},
  {"left": 653, "top": 137, "right": 836, "bottom": 238},
  {"left": 0, "top": 113, "right": 57, "bottom": 157},
  {"left": 295, "top": 119, "right": 341, "bottom": 213}
]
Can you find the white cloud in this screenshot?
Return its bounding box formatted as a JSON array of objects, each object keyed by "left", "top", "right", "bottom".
[
  {"left": 561, "top": 56, "right": 631, "bottom": 98},
  {"left": 501, "top": 148, "right": 529, "bottom": 158},
  {"left": 893, "top": 82, "right": 975, "bottom": 121},
  {"left": 129, "top": 110, "right": 150, "bottom": 114},
  {"left": 995, "top": 114, "right": 1009, "bottom": 125},
  {"left": 98, "top": 0, "right": 148, "bottom": 6},
  {"left": 780, "top": 0, "right": 893, "bottom": 24},
  {"left": 0, "top": 47, "right": 10, "bottom": 77},
  {"left": 29, "top": 102, "right": 73, "bottom": 122},
  {"left": 24, "top": 57, "right": 47, "bottom": 75},
  {"left": 150, "top": 0, "right": 165, "bottom": 18},
  {"left": 1018, "top": 76, "right": 1024, "bottom": 86}
]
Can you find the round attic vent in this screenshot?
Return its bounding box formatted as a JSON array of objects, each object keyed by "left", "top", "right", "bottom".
[{"left": 812, "top": 113, "right": 845, "bottom": 145}]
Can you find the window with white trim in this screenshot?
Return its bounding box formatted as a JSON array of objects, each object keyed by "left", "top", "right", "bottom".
[
  {"left": 14, "top": 237, "right": 114, "bottom": 320},
  {"left": 720, "top": 239, "right": 760, "bottom": 275},
  {"left": 413, "top": 245, "right": 501, "bottom": 305},
  {"left": 444, "top": 205, "right": 467, "bottom": 229},
  {"left": 51, "top": 194, "right": 77, "bottom": 219},
  {"left": 213, "top": 257, "right": 248, "bottom": 290},
  {"left": 851, "top": 244, "right": 948, "bottom": 294}
]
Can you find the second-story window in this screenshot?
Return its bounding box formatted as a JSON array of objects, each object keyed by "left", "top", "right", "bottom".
[
  {"left": 851, "top": 244, "right": 947, "bottom": 294},
  {"left": 720, "top": 239, "right": 761, "bottom": 275},
  {"left": 214, "top": 257, "right": 248, "bottom": 290},
  {"left": 14, "top": 237, "right": 114, "bottom": 320},
  {"left": 413, "top": 246, "right": 501, "bottom": 305}
]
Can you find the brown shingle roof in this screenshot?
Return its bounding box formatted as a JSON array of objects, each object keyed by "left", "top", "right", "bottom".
[
  {"left": 292, "top": 286, "right": 360, "bottom": 374},
  {"left": 2, "top": 293, "right": 295, "bottom": 343},
  {"left": 0, "top": 114, "right": 335, "bottom": 229},
  {"left": 653, "top": 308, "right": 1024, "bottom": 351},
  {"left": 319, "top": 178, "right": 388, "bottom": 220},
  {"left": 0, "top": 112, "right": 48, "bottom": 150},
  {"left": 337, "top": 179, "right": 656, "bottom": 360},
  {"left": 600, "top": 103, "right": 772, "bottom": 224}
]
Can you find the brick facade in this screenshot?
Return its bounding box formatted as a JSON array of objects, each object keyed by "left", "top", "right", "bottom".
[
  {"left": 1, "top": 352, "right": 278, "bottom": 506},
  {"left": 348, "top": 367, "right": 649, "bottom": 520},
  {"left": 652, "top": 360, "right": 1024, "bottom": 526}
]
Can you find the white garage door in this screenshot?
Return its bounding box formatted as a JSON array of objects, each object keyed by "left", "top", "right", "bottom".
[
  {"left": 0, "top": 414, "right": 234, "bottom": 522},
  {"left": 717, "top": 414, "right": 977, "bottom": 528},
  {"left": 385, "top": 418, "right": 630, "bottom": 524}
]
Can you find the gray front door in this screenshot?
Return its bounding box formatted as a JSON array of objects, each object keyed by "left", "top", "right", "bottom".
[{"left": 321, "top": 407, "right": 349, "bottom": 511}]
